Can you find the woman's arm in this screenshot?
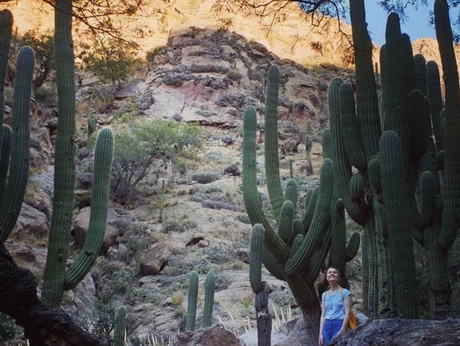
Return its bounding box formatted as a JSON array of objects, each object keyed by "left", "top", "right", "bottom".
[
  {"left": 338, "top": 293, "right": 352, "bottom": 335},
  {"left": 319, "top": 293, "right": 326, "bottom": 345}
]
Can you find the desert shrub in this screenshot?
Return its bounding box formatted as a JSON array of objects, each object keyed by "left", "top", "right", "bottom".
[
  {"left": 205, "top": 151, "right": 232, "bottom": 164},
  {"left": 69, "top": 303, "right": 115, "bottom": 346},
  {"left": 111, "top": 117, "right": 202, "bottom": 203},
  {"left": 111, "top": 268, "right": 135, "bottom": 294},
  {"left": 214, "top": 273, "right": 232, "bottom": 291},
  {"left": 226, "top": 69, "right": 243, "bottom": 80},
  {"left": 190, "top": 193, "right": 245, "bottom": 212},
  {"left": 162, "top": 255, "right": 190, "bottom": 276},
  {"left": 34, "top": 83, "right": 58, "bottom": 105},
  {"left": 202, "top": 247, "right": 235, "bottom": 264},
  {"left": 0, "top": 312, "right": 23, "bottom": 344},
  {"left": 161, "top": 220, "right": 198, "bottom": 233},
  {"left": 191, "top": 172, "right": 221, "bottom": 184}
]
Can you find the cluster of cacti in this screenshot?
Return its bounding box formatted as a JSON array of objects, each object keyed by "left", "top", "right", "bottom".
[
  {"left": 114, "top": 306, "right": 127, "bottom": 346},
  {"left": 0, "top": 2, "right": 114, "bottom": 310},
  {"left": 242, "top": 64, "right": 360, "bottom": 342},
  {"left": 185, "top": 270, "right": 215, "bottom": 332},
  {"left": 327, "top": 0, "right": 459, "bottom": 319}
]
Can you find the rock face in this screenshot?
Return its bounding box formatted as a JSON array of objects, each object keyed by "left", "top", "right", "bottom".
[{"left": 113, "top": 26, "right": 353, "bottom": 136}]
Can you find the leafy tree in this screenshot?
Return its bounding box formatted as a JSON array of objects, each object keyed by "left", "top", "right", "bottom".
[
  {"left": 20, "top": 30, "right": 54, "bottom": 88},
  {"left": 111, "top": 117, "right": 202, "bottom": 204},
  {"left": 81, "top": 38, "right": 142, "bottom": 86}
]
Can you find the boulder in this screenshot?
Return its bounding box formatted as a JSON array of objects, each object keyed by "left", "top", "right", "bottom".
[
  {"left": 177, "top": 324, "right": 244, "bottom": 346},
  {"left": 139, "top": 242, "right": 173, "bottom": 275}
]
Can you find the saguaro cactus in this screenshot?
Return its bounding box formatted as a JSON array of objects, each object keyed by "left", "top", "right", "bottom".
[
  {"left": 38, "top": 0, "right": 115, "bottom": 308},
  {"left": 329, "top": 0, "right": 460, "bottom": 318},
  {"left": 185, "top": 271, "right": 199, "bottom": 332},
  {"left": 242, "top": 64, "right": 359, "bottom": 343},
  {"left": 202, "top": 270, "right": 215, "bottom": 328},
  {"left": 114, "top": 306, "right": 127, "bottom": 346}
]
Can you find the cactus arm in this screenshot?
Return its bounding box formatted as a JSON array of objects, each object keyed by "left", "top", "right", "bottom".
[
  {"left": 261, "top": 250, "right": 284, "bottom": 281},
  {"left": 265, "top": 64, "right": 284, "bottom": 221},
  {"left": 202, "top": 270, "right": 215, "bottom": 328},
  {"left": 339, "top": 82, "right": 367, "bottom": 171},
  {"left": 0, "top": 9, "right": 12, "bottom": 124},
  {"left": 426, "top": 61, "right": 443, "bottom": 150},
  {"left": 329, "top": 77, "right": 366, "bottom": 225},
  {"left": 250, "top": 225, "right": 264, "bottom": 293},
  {"left": 345, "top": 232, "right": 361, "bottom": 262},
  {"left": 242, "top": 105, "right": 289, "bottom": 262},
  {"left": 284, "top": 159, "right": 333, "bottom": 275},
  {"left": 321, "top": 128, "right": 332, "bottom": 160},
  {"left": 414, "top": 54, "right": 427, "bottom": 96},
  {"left": 0, "top": 46, "right": 34, "bottom": 241},
  {"left": 185, "top": 271, "right": 199, "bottom": 332},
  {"left": 64, "top": 128, "right": 114, "bottom": 289},
  {"left": 114, "top": 306, "right": 127, "bottom": 346},
  {"left": 381, "top": 14, "right": 409, "bottom": 156},
  {"left": 302, "top": 187, "right": 318, "bottom": 232},
  {"left": 284, "top": 178, "right": 298, "bottom": 212},
  {"left": 0, "top": 126, "right": 11, "bottom": 195},
  {"left": 329, "top": 199, "right": 347, "bottom": 284},
  {"left": 435, "top": 0, "right": 460, "bottom": 251},
  {"left": 380, "top": 130, "right": 417, "bottom": 318},
  {"left": 349, "top": 0, "right": 381, "bottom": 159},
  {"left": 278, "top": 200, "right": 294, "bottom": 246}
]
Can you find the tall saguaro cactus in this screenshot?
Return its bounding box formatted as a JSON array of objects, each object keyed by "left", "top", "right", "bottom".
[
  {"left": 242, "top": 64, "right": 359, "bottom": 343},
  {"left": 0, "top": 3, "right": 114, "bottom": 345},
  {"left": 329, "top": 0, "right": 460, "bottom": 318},
  {"left": 0, "top": 45, "right": 34, "bottom": 240},
  {"left": 40, "top": 0, "right": 115, "bottom": 308}
]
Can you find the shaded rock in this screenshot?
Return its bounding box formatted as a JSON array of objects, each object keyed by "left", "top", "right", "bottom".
[
  {"left": 76, "top": 172, "right": 93, "bottom": 189},
  {"left": 14, "top": 203, "right": 49, "bottom": 238},
  {"left": 72, "top": 207, "right": 120, "bottom": 252},
  {"left": 236, "top": 248, "right": 250, "bottom": 264},
  {"left": 140, "top": 242, "right": 173, "bottom": 275},
  {"left": 332, "top": 318, "right": 460, "bottom": 346},
  {"left": 177, "top": 324, "right": 244, "bottom": 346}
]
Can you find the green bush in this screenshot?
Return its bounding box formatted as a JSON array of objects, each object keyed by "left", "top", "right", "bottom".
[
  {"left": 81, "top": 38, "right": 141, "bottom": 86},
  {"left": 161, "top": 220, "right": 198, "bottom": 233},
  {"left": 191, "top": 172, "right": 221, "bottom": 184},
  {"left": 111, "top": 117, "right": 202, "bottom": 203},
  {"left": 0, "top": 312, "right": 23, "bottom": 344},
  {"left": 69, "top": 304, "right": 115, "bottom": 345},
  {"left": 19, "top": 29, "right": 54, "bottom": 88}
]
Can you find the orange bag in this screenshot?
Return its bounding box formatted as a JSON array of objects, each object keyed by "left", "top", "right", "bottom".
[{"left": 341, "top": 288, "right": 357, "bottom": 329}]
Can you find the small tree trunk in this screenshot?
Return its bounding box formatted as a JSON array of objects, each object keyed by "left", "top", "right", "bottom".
[{"left": 255, "top": 281, "right": 271, "bottom": 346}]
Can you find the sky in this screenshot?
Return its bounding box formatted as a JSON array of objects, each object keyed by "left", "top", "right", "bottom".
[{"left": 363, "top": 1, "right": 436, "bottom": 46}]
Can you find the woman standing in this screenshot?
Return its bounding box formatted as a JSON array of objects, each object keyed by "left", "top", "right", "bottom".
[{"left": 318, "top": 267, "right": 352, "bottom": 345}]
